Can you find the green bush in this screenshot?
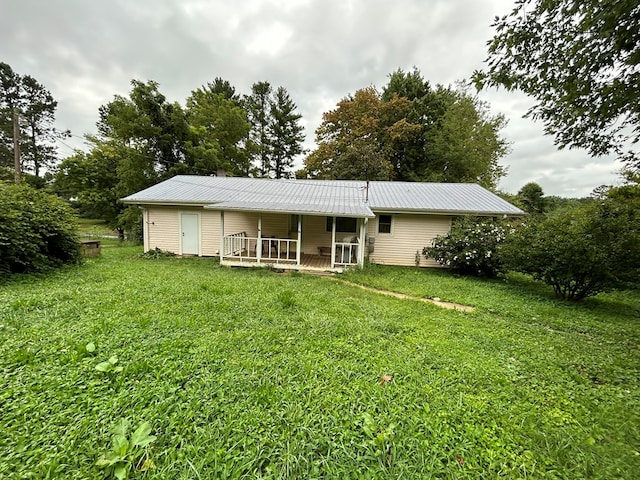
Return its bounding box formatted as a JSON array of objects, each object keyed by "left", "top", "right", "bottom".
[
  {"left": 0, "top": 182, "right": 81, "bottom": 275},
  {"left": 502, "top": 198, "right": 640, "bottom": 300},
  {"left": 423, "top": 217, "right": 517, "bottom": 277}
]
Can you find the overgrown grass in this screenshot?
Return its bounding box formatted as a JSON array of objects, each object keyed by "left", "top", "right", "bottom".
[{"left": 1, "top": 249, "right": 638, "bottom": 478}]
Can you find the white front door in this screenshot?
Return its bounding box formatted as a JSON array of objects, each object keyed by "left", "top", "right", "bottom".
[{"left": 180, "top": 213, "right": 199, "bottom": 255}]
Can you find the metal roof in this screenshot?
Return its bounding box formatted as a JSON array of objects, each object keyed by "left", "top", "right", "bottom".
[{"left": 121, "top": 175, "right": 524, "bottom": 216}]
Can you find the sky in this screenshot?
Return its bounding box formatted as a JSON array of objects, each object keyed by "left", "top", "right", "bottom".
[{"left": 0, "top": 0, "right": 625, "bottom": 197}]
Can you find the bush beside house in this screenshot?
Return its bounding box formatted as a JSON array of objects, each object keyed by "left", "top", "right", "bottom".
[{"left": 0, "top": 182, "right": 81, "bottom": 275}]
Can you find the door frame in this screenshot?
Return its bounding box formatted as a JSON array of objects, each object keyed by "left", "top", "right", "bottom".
[{"left": 180, "top": 211, "right": 201, "bottom": 256}]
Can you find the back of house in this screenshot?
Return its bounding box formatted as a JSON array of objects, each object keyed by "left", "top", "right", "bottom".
[{"left": 122, "top": 175, "right": 523, "bottom": 272}]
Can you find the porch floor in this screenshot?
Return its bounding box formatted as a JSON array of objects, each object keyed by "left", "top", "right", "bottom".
[{"left": 221, "top": 253, "right": 352, "bottom": 273}]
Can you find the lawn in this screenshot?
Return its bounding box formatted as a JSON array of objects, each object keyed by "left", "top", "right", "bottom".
[{"left": 1, "top": 247, "right": 639, "bottom": 479}]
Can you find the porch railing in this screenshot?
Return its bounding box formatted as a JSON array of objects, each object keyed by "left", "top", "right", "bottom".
[
  {"left": 223, "top": 234, "right": 298, "bottom": 264},
  {"left": 334, "top": 242, "right": 359, "bottom": 266}
]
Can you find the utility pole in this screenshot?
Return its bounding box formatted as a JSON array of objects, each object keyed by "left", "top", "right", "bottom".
[{"left": 13, "top": 108, "right": 21, "bottom": 184}]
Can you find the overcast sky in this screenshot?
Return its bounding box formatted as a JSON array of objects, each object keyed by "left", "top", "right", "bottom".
[{"left": 1, "top": 0, "right": 624, "bottom": 197}]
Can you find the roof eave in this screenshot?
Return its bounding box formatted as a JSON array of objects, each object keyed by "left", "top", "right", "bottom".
[
  {"left": 204, "top": 204, "right": 375, "bottom": 218},
  {"left": 371, "top": 207, "right": 526, "bottom": 216},
  {"left": 120, "top": 199, "right": 211, "bottom": 207}
]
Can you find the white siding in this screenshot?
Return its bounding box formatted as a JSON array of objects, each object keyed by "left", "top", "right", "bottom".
[{"left": 367, "top": 214, "right": 451, "bottom": 267}]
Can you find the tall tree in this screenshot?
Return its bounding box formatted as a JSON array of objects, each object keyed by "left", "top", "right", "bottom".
[
  {"left": 97, "top": 79, "right": 190, "bottom": 191},
  {"left": 268, "top": 86, "right": 305, "bottom": 179},
  {"left": 186, "top": 85, "right": 251, "bottom": 176},
  {"left": 302, "top": 86, "right": 406, "bottom": 180},
  {"left": 304, "top": 69, "right": 508, "bottom": 188},
  {"left": 424, "top": 87, "right": 508, "bottom": 188},
  {"left": 244, "top": 81, "right": 272, "bottom": 176},
  {"left": 0, "top": 62, "right": 69, "bottom": 178},
  {"left": 474, "top": 0, "right": 640, "bottom": 168},
  {"left": 205, "top": 77, "right": 241, "bottom": 103}
]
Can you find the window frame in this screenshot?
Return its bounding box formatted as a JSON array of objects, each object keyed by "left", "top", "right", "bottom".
[{"left": 377, "top": 214, "right": 393, "bottom": 234}]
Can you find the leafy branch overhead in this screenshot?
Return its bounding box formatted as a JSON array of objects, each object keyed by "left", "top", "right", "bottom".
[{"left": 474, "top": 0, "right": 640, "bottom": 167}]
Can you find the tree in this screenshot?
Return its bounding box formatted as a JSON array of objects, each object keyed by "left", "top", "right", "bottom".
[
  {"left": 53, "top": 140, "right": 121, "bottom": 227},
  {"left": 502, "top": 195, "right": 640, "bottom": 300},
  {"left": 517, "top": 182, "right": 546, "bottom": 214},
  {"left": 244, "top": 81, "right": 273, "bottom": 176},
  {"left": 186, "top": 85, "right": 251, "bottom": 176},
  {"left": 304, "top": 69, "right": 508, "bottom": 187},
  {"left": 423, "top": 87, "right": 508, "bottom": 188},
  {"left": 268, "top": 86, "right": 305, "bottom": 178},
  {"left": 474, "top": 0, "right": 640, "bottom": 168},
  {"left": 0, "top": 62, "right": 69, "bottom": 178},
  {"left": 98, "top": 80, "right": 190, "bottom": 184},
  {"left": 302, "top": 86, "right": 414, "bottom": 180}
]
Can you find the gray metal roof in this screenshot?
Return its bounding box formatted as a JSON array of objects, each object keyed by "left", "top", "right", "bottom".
[{"left": 121, "top": 175, "right": 524, "bottom": 216}]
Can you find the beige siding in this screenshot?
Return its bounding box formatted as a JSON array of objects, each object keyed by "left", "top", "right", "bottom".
[
  {"left": 201, "top": 210, "right": 221, "bottom": 256},
  {"left": 146, "top": 207, "right": 181, "bottom": 253},
  {"left": 144, "top": 207, "right": 451, "bottom": 266},
  {"left": 367, "top": 214, "right": 451, "bottom": 267},
  {"left": 301, "top": 215, "right": 332, "bottom": 255}
]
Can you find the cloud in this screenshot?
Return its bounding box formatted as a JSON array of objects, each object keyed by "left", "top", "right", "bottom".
[{"left": 0, "top": 0, "right": 622, "bottom": 196}]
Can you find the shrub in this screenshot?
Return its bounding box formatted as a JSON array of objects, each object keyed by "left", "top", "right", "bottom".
[
  {"left": 423, "top": 217, "right": 517, "bottom": 277},
  {"left": 502, "top": 198, "right": 640, "bottom": 300},
  {"left": 0, "top": 182, "right": 81, "bottom": 275}
]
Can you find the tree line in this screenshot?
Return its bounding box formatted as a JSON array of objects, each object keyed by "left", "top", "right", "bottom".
[{"left": 1, "top": 61, "right": 513, "bottom": 235}]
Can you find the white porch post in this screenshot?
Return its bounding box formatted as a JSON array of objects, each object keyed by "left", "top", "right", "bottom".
[
  {"left": 358, "top": 217, "right": 367, "bottom": 268},
  {"left": 330, "top": 216, "right": 336, "bottom": 269},
  {"left": 296, "top": 215, "right": 302, "bottom": 267},
  {"left": 257, "top": 214, "right": 262, "bottom": 265},
  {"left": 219, "top": 211, "right": 225, "bottom": 263}
]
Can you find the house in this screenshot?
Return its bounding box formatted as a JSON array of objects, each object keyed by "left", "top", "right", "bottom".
[{"left": 122, "top": 175, "right": 524, "bottom": 272}]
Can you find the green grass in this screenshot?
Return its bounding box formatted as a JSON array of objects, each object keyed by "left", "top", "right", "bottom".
[{"left": 1, "top": 248, "right": 639, "bottom": 479}]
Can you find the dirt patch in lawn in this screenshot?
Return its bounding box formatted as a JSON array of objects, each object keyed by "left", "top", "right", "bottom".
[{"left": 332, "top": 279, "right": 475, "bottom": 312}]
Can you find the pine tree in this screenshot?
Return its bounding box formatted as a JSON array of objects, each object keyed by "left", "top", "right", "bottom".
[
  {"left": 268, "top": 87, "right": 305, "bottom": 179},
  {"left": 244, "top": 81, "right": 272, "bottom": 177}
]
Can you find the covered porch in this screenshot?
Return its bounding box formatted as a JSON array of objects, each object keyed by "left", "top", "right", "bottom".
[{"left": 206, "top": 203, "right": 374, "bottom": 273}]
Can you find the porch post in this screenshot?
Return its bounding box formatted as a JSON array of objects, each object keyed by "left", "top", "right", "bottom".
[
  {"left": 219, "top": 210, "right": 225, "bottom": 263},
  {"left": 296, "top": 215, "right": 302, "bottom": 267},
  {"left": 330, "top": 216, "right": 336, "bottom": 269},
  {"left": 358, "top": 217, "right": 367, "bottom": 268},
  {"left": 257, "top": 214, "right": 262, "bottom": 265}
]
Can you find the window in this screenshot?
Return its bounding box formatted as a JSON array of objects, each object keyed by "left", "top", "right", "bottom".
[
  {"left": 378, "top": 214, "right": 392, "bottom": 234},
  {"left": 326, "top": 217, "right": 357, "bottom": 233}
]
